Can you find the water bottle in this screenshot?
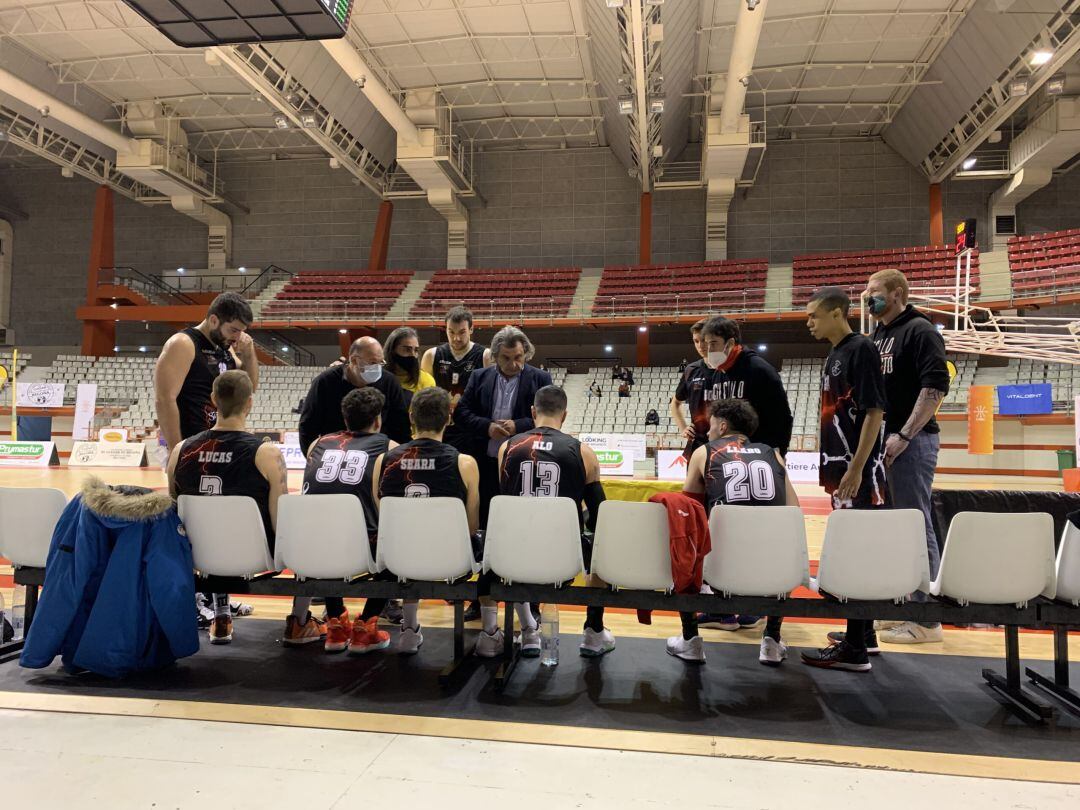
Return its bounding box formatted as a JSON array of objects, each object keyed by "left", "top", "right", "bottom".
[
  {"left": 9, "top": 585, "right": 25, "bottom": 642},
  {"left": 540, "top": 608, "right": 559, "bottom": 666}
]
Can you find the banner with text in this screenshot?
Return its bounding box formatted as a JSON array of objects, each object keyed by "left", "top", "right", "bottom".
[
  {"left": 276, "top": 442, "right": 307, "bottom": 470},
  {"left": 656, "top": 449, "right": 688, "bottom": 480},
  {"left": 0, "top": 441, "right": 59, "bottom": 467},
  {"left": 785, "top": 451, "right": 821, "bottom": 484},
  {"left": 579, "top": 433, "right": 641, "bottom": 477},
  {"left": 69, "top": 441, "right": 148, "bottom": 468},
  {"left": 73, "top": 383, "right": 97, "bottom": 440},
  {"left": 997, "top": 383, "right": 1052, "bottom": 415},
  {"left": 16, "top": 383, "right": 64, "bottom": 409}
]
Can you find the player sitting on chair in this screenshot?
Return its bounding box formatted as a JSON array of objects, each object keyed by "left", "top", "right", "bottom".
[
  {"left": 168, "top": 370, "right": 326, "bottom": 647},
  {"left": 498, "top": 385, "right": 611, "bottom": 658},
  {"left": 372, "top": 387, "right": 494, "bottom": 655},
  {"left": 680, "top": 398, "right": 800, "bottom": 666},
  {"left": 303, "top": 387, "right": 399, "bottom": 654}
]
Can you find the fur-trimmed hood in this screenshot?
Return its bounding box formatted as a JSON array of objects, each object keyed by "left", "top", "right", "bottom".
[{"left": 80, "top": 476, "right": 175, "bottom": 522}]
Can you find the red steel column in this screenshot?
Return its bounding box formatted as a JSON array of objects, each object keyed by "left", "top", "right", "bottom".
[
  {"left": 368, "top": 200, "right": 394, "bottom": 271},
  {"left": 639, "top": 192, "right": 652, "bottom": 264},
  {"left": 929, "top": 183, "right": 944, "bottom": 246},
  {"left": 81, "top": 186, "right": 116, "bottom": 356}
]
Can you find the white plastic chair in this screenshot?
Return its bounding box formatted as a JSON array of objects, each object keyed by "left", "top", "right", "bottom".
[
  {"left": 590, "top": 500, "right": 672, "bottom": 591},
  {"left": 376, "top": 497, "right": 478, "bottom": 582},
  {"left": 705, "top": 505, "right": 810, "bottom": 598},
  {"left": 484, "top": 495, "right": 583, "bottom": 586},
  {"left": 931, "top": 511, "right": 1055, "bottom": 607},
  {"left": 1055, "top": 520, "right": 1080, "bottom": 606},
  {"left": 816, "top": 508, "right": 930, "bottom": 602},
  {"left": 178, "top": 495, "right": 275, "bottom": 578},
  {"left": 0, "top": 487, "right": 67, "bottom": 568},
  {"left": 275, "top": 494, "right": 374, "bottom": 580}
]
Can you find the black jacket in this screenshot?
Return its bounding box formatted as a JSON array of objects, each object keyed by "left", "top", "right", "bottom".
[
  {"left": 712, "top": 349, "right": 794, "bottom": 456},
  {"left": 454, "top": 364, "right": 554, "bottom": 458},
  {"left": 298, "top": 366, "right": 411, "bottom": 450},
  {"left": 871, "top": 305, "right": 950, "bottom": 435}
]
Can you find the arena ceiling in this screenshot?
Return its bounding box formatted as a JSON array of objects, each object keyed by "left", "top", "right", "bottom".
[{"left": 0, "top": 0, "right": 1071, "bottom": 181}]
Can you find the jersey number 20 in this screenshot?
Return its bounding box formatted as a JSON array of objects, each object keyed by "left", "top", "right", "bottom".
[
  {"left": 315, "top": 449, "right": 369, "bottom": 485},
  {"left": 518, "top": 460, "right": 561, "bottom": 497},
  {"left": 721, "top": 459, "right": 775, "bottom": 502}
]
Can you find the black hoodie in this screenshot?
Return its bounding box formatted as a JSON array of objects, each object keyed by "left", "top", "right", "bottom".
[
  {"left": 871, "top": 305, "right": 950, "bottom": 435},
  {"left": 707, "top": 348, "right": 794, "bottom": 456}
]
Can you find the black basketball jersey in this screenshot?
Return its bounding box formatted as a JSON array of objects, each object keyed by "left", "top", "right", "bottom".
[
  {"left": 703, "top": 435, "right": 787, "bottom": 513},
  {"left": 176, "top": 327, "right": 237, "bottom": 439},
  {"left": 433, "top": 342, "right": 486, "bottom": 451},
  {"left": 379, "top": 438, "right": 466, "bottom": 503},
  {"left": 302, "top": 431, "right": 389, "bottom": 538},
  {"left": 675, "top": 360, "right": 718, "bottom": 458},
  {"left": 499, "top": 427, "right": 587, "bottom": 530},
  {"left": 174, "top": 430, "right": 272, "bottom": 539}
]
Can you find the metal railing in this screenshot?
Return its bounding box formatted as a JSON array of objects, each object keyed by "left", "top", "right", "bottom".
[
  {"left": 100, "top": 267, "right": 197, "bottom": 305},
  {"left": 1010, "top": 265, "right": 1080, "bottom": 301},
  {"left": 252, "top": 330, "right": 316, "bottom": 366},
  {"left": 102, "top": 265, "right": 293, "bottom": 300}
]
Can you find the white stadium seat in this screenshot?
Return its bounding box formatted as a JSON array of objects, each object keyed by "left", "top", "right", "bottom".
[
  {"left": 484, "top": 495, "right": 583, "bottom": 586},
  {"left": 178, "top": 495, "right": 275, "bottom": 578},
  {"left": 590, "top": 500, "right": 672, "bottom": 591},
  {"left": 1055, "top": 520, "right": 1080, "bottom": 606},
  {"left": 931, "top": 511, "right": 1055, "bottom": 607},
  {"left": 816, "top": 508, "right": 930, "bottom": 602},
  {"left": 0, "top": 487, "right": 67, "bottom": 568},
  {"left": 705, "top": 505, "right": 810, "bottom": 598},
  {"left": 274, "top": 494, "right": 374, "bottom": 580},
  {"left": 376, "top": 497, "right": 478, "bottom": 582}
]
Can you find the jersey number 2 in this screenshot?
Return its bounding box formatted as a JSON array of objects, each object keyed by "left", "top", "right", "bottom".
[
  {"left": 198, "top": 475, "right": 223, "bottom": 496},
  {"left": 315, "top": 449, "right": 369, "bottom": 485},
  {"left": 518, "top": 460, "right": 561, "bottom": 497},
  {"left": 721, "top": 460, "right": 776, "bottom": 502}
]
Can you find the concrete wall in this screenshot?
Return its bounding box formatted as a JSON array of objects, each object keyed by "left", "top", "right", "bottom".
[{"left": 1015, "top": 168, "right": 1080, "bottom": 235}]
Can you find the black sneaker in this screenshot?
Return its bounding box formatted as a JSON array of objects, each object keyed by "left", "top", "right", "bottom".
[
  {"left": 696, "top": 613, "right": 740, "bottom": 631},
  {"left": 380, "top": 600, "right": 404, "bottom": 625},
  {"left": 826, "top": 630, "right": 881, "bottom": 655},
  {"left": 801, "top": 642, "right": 872, "bottom": 672},
  {"left": 462, "top": 601, "right": 482, "bottom": 623}
]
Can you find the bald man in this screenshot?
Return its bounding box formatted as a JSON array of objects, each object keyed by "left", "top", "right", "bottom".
[{"left": 299, "top": 337, "right": 412, "bottom": 449}]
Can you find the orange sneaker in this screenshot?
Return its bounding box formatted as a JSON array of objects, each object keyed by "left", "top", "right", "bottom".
[
  {"left": 348, "top": 616, "right": 391, "bottom": 655},
  {"left": 283, "top": 612, "right": 327, "bottom": 646},
  {"left": 209, "top": 615, "right": 233, "bottom": 645},
  {"left": 324, "top": 611, "right": 352, "bottom": 653}
]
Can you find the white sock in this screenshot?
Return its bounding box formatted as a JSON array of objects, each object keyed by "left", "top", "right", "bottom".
[
  {"left": 515, "top": 603, "right": 537, "bottom": 631},
  {"left": 291, "top": 597, "right": 312, "bottom": 622},
  {"left": 481, "top": 605, "right": 499, "bottom": 634},
  {"left": 403, "top": 601, "right": 419, "bottom": 631},
  {"left": 213, "top": 593, "right": 230, "bottom": 619}
]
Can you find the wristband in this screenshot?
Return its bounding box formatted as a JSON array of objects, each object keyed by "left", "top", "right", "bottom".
[{"left": 897, "top": 431, "right": 912, "bottom": 443}]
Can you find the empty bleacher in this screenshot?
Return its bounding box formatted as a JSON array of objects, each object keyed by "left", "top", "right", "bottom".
[
  {"left": 792, "top": 246, "right": 978, "bottom": 306},
  {"left": 1008, "top": 228, "right": 1080, "bottom": 295},
  {"left": 592, "top": 261, "right": 768, "bottom": 316},
  {"left": 261, "top": 270, "right": 412, "bottom": 319},
  {"left": 0, "top": 349, "right": 31, "bottom": 380},
  {"left": 568, "top": 366, "right": 683, "bottom": 449},
  {"left": 410, "top": 267, "right": 581, "bottom": 319}
]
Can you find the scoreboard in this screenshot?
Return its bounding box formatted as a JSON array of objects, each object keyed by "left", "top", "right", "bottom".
[
  {"left": 121, "top": 0, "right": 355, "bottom": 47},
  {"left": 955, "top": 218, "right": 977, "bottom": 254}
]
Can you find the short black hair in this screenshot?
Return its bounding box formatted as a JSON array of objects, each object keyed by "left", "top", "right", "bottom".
[
  {"left": 808, "top": 286, "right": 851, "bottom": 317},
  {"left": 709, "top": 398, "right": 759, "bottom": 437},
  {"left": 341, "top": 387, "right": 384, "bottom": 432},
  {"left": 534, "top": 385, "right": 567, "bottom": 416},
  {"left": 701, "top": 316, "right": 741, "bottom": 344},
  {"left": 208, "top": 292, "right": 253, "bottom": 326},
  {"left": 691, "top": 318, "right": 707, "bottom": 335},
  {"left": 410, "top": 387, "right": 451, "bottom": 434},
  {"left": 446, "top": 305, "right": 474, "bottom": 327},
  {"left": 212, "top": 370, "right": 252, "bottom": 419}
]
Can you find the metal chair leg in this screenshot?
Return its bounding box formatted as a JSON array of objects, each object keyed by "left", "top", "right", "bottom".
[
  {"left": 438, "top": 599, "right": 468, "bottom": 687},
  {"left": 983, "top": 626, "right": 1053, "bottom": 723},
  {"left": 1026, "top": 626, "right": 1080, "bottom": 713},
  {"left": 493, "top": 601, "right": 520, "bottom": 692}
]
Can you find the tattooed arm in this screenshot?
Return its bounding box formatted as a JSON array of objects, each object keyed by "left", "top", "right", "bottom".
[
  {"left": 256, "top": 442, "right": 289, "bottom": 533},
  {"left": 885, "top": 388, "right": 945, "bottom": 465}
]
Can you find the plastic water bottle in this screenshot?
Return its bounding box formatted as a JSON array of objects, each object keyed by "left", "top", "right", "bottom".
[
  {"left": 540, "top": 608, "right": 559, "bottom": 666},
  {"left": 9, "top": 585, "right": 25, "bottom": 642}
]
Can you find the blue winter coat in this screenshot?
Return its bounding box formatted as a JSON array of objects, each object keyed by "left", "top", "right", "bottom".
[{"left": 21, "top": 477, "right": 199, "bottom": 677}]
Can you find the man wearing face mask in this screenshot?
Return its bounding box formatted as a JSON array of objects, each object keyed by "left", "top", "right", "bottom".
[
  {"left": 298, "top": 336, "right": 411, "bottom": 452},
  {"left": 384, "top": 326, "right": 437, "bottom": 405},
  {"left": 864, "top": 269, "right": 949, "bottom": 646}
]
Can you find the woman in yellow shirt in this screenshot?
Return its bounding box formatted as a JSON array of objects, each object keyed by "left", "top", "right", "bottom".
[{"left": 384, "top": 326, "right": 436, "bottom": 404}]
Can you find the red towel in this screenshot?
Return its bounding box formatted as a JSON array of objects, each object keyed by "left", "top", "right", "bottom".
[{"left": 636, "top": 491, "right": 712, "bottom": 624}]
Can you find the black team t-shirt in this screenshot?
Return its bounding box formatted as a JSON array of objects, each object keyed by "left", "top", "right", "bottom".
[
  {"left": 379, "top": 438, "right": 466, "bottom": 503},
  {"left": 499, "top": 426, "right": 588, "bottom": 530},
  {"left": 819, "top": 333, "right": 889, "bottom": 508},
  {"left": 303, "top": 431, "right": 389, "bottom": 539},
  {"left": 432, "top": 342, "right": 486, "bottom": 451},
  {"left": 703, "top": 435, "right": 787, "bottom": 513}
]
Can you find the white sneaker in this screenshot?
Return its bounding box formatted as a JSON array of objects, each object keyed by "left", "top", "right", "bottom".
[
  {"left": 879, "top": 621, "right": 944, "bottom": 645},
  {"left": 398, "top": 625, "right": 423, "bottom": 655},
  {"left": 579, "top": 627, "right": 616, "bottom": 658},
  {"left": 520, "top": 625, "right": 541, "bottom": 658},
  {"left": 666, "top": 635, "right": 705, "bottom": 664},
  {"left": 759, "top": 636, "right": 788, "bottom": 666},
  {"left": 474, "top": 627, "right": 505, "bottom": 658},
  {"left": 873, "top": 620, "right": 904, "bottom": 631}
]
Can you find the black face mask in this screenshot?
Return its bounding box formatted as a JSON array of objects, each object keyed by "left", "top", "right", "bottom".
[{"left": 396, "top": 354, "right": 419, "bottom": 372}]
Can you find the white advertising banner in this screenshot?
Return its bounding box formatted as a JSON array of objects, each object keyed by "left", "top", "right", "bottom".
[
  {"left": 1075, "top": 396, "right": 1080, "bottom": 460},
  {"left": 72, "top": 383, "right": 98, "bottom": 440},
  {"left": 16, "top": 382, "right": 65, "bottom": 408},
  {"left": 0, "top": 441, "right": 59, "bottom": 467},
  {"left": 657, "top": 449, "right": 689, "bottom": 481},
  {"left": 69, "top": 441, "right": 148, "bottom": 468},
  {"left": 785, "top": 451, "right": 820, "bottom": 484},
  {"left": 580, "top": 433, "right": 642, "bottom": 477},
  {"left": 276, "top": 442, "right": 307, "bottom": 470}
]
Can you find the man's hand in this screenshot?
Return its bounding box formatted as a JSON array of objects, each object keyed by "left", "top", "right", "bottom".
[
  {"left": 233, "top": 331, "right": 256, "bottom": 357},
  {"left": 884, "top": 433, "right": 909, "bottom": 467},
  {"left": 488, "top": 422, "right": 510, "bottom": 440},
  {"left": 836, "top": 464, "right": 863, "bottom": 501},
  {"left": 682, "top": 425, "right": 696, "bottom": 441},
  {"left": 498, "top": 419, "right": 516, "bottom": 435}
]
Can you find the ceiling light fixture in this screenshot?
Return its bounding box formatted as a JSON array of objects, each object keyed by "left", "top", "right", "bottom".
[
  {"left": 1030, "top": 50, "right": 1053, "bottom": 66},
  {"left": 757, "top": 344, "right": 767, "bottom": 352},
  {"left": 238, "top": 266, "right": 247, "bottom": 273},
  {"left": 649, "top": 96, "right": 665, "bottom": 114},
  {"left": 1047, "top": 74, "right": 1066, "bottom": 95},
  {"left": 604, "top": 345, "right": 613, "bottom": 352},
  {"left": 299, "top": 108, "right": 317, "bottom": 128},
  {"left": 617, "top": 95, "right": 634, "bottom": 114},
  {"left": 176, "top": 267, "right": 185, "bottom": 274},
  {"left": 605, "top": 0, "right": 624, "bottom": 7},
  {"left": 1009, "top": 78, "right": 1029, "bottom": 97},
  {"left": 273, "top": 113, "right": 289, "bottom": 129},
  {"left": 638, "top": 325, "right": 648, "bottom": 332},
  {"left": 962, "top": 157, "right": 977, "bottom": 170}
]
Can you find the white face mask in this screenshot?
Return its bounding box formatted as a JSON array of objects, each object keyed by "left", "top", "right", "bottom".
[
  {"left": 707, "top": 349, "right": 729, "bottom": 369},
  {"left": 360, "top": 364, "right": 382, "bottom": 383}
]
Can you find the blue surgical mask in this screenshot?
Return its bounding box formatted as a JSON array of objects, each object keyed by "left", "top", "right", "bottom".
[
  {"left": 360, "top": 364, "right": 382, "bottom": 383},
  {"left": 868, "top": 295, "right": 888, "bottom": 316}
]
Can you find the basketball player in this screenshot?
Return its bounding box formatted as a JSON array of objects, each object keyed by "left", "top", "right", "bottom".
[
  {"left": 498, "top": 385, "right": 612, "bottom": 658},
  {"left": 680, "top": 399, "right": 800, "bottom": 666},
  {"left": 168, "top": 371, "right": 325, "bottom": 646},
  {"left": 802, "top": 286, "right": 888, "bottom": 672},
  {"left": 302, "top": 387, "right": 398, "bottom": 654},
  {"left": 372, "top": 388, "right": 498, "bottom": 655},
  {"left": 421, "top": 305, "right": 492, "bottom": 453},
  {"left": 154, "top": 293, "right": 258, "bottom": 454},
  {"left": 669, "top": 319, "right": 708, "bottom": 453}
]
